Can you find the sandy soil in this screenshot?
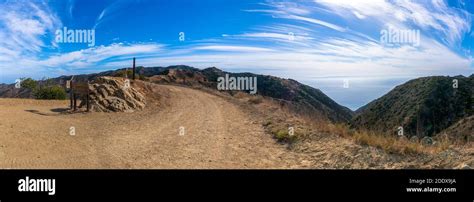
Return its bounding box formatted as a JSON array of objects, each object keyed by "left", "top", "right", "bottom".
[{"left": 0, "top": 84, "right": 306, "bottom": 168}]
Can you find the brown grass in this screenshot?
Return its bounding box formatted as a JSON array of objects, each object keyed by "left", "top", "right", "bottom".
[
  {"left": 320, "top": 123, "right": 450, "bottom": 155},
  {"left": 232, "top": 91, "right": 248, "bottom": 99},
  {"left": 252, "top": 95, "right": 453, "bottom": 155},
  {"left": 248, "top": 96, "right": 263, "bottom": 104}
]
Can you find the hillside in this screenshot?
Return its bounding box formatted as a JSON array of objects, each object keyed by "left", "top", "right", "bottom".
[
  {"left": 352, "top": 76, "right": 474, "bottom": 138},
  {"left": 0, "top": 83, "right": 35, "bottom": 98},
  {"left": 440, "top": 115, "right": 474, "bottom": 142}
]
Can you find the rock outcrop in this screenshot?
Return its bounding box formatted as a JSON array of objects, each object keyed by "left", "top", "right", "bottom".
[{"left": 79, "top": 76, "right": 146, "bottom": 112}]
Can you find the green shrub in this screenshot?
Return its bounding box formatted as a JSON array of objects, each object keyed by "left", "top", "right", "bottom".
[
  {"left": 114, "top": 69, "right": 133, "bottom": 78},
  {"left": 20, "top": 78, "right": 37, "bottom": 89},
  {"left": 273, "top": 128, "right": 297, "bottom": 143},
  {"left": 33, "top": 85, "right": 67, "bottom": 100}
]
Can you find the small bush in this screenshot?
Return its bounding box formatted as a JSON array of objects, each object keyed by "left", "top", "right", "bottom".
[
  {"left": 20, "top": 78, "right": 37, "bottom": 89},
  {"left": 33, "top": 85, "right": 67, "bottom": 100},
  {"left": 139, "top": 74, "right": 147, "bottom": 81},
  {"left": 272, "top": 128, "right": 297, "bottom": 143},
  {"left": 114, "top": 69, "right": 133, "bottom": 78}
]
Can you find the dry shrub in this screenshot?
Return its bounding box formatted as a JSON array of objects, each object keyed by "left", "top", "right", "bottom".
[
  {"left": 248, "top": 96, "right": 263, "bottom": 104},
  {"left": 232, "top": 91, "right": 248, "bottom": 99},
  {"left": 352, "top": 130, "right": 449, "bottom": 155}
]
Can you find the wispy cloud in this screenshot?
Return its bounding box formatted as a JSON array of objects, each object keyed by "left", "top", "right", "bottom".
[
  {"left": 285, "top": 14, "right": 346, "bottom": 32},
  {"left": 94, "top": 0, "right": 136, "bottom": 29},
  {"left": 39, "top": 43, "right": 163, "bottom": 68},
  {"left": 0, "top": 1, "right": 61, "bottom": 55},
  {"left": 0, "top": 42, "right": 162, "bottom": 81},
  {"left": 68, "top": 0, "right": 75, "bottom": 18},
  {"left": 315, "top": 0, "right": 471, "bottom": 44},
  {"left": 192, "top": 45, "right": 274, "bottom": 52}
]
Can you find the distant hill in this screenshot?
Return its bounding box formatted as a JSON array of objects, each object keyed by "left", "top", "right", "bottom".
[
  {"left": 0, "top": 84, "right": 31, "bottom": 98},
  {"left": 352, "top": 76, "right": 474, "bottom": 137},
  {"left": 0, "top": 65, "right": 354, "bottom": 123}
]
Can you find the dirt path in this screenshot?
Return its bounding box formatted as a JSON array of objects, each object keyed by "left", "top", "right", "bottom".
[{"left": 0, "top": 84, "right": 305, "bottom": 168}]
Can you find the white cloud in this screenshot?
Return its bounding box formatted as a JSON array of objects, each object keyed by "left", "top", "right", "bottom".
[
  {"left": 0, "top": 1, "right": 61, "bottom": 56},
  {"left": 40, "top": 43, "right": 162, "bottom": 68},
  {"left": 238, "top": 0, "right": 473, "bottom": 78},
  {"left": 192, "top": 45, "right": 274, "bottom": 52},
  {"left": 222, "top": 32, "right": 314, "bottom": 48},
  {"left": 314, "top": 0, "right": 471, "bottom": 44},
  {"left": 0, "top": 43, "right": 163, "bottom": 82},
  {"left": 254, "top": 1, "right": 347, "bottom": 32},
  {"left": 285, "top": 14, "right": 346, "bottom": 32},
  {"left": 94, "top": 0, "right": 136, "bottom": 29}
]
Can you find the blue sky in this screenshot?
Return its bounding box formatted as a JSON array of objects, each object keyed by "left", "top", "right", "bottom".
[{"left": 1, "top": 0, "right": 474, "bottom": 110}]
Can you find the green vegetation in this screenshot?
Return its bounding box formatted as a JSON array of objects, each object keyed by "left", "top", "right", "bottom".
[
  {"left": 114, "top": 69, "right": 134, "bottom": 78},
  {"left": 33, "top": 85, "right": 67, "bottom": 100},
  {"left": 17, "top": 77, "right": 67, "bottom": 100},
  {"left": 20, "top": 78, "right": 37, "bottom": 89},
  {"left": 114, "top": 69, "right": 147, "bottom": 81},
  {"left": 272, "top": 128, "right": 297, "bottom": 143},
  {"left": 352, "top": 76, "right": 474, "bottom": 138},
  {"left": 139, "top": 74, "right": 147, "bottom": 81}
]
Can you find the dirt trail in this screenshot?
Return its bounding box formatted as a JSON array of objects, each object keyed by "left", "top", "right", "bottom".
[{"left": 0, "top": 84, "right": 305, "bottom": 168}]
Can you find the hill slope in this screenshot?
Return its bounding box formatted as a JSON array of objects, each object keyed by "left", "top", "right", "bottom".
[{"left": 352, "top": 76, "right": 473, "bottom": 138}]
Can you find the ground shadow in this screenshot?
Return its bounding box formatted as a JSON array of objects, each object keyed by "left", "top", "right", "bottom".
[
  {"left": 25, "top": 108, "right": 71, "bottom": 116},
  {"left": 50, "top": 108, "right": 70, "bottom": 113}
]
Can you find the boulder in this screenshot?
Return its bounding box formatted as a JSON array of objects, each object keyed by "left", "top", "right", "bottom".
[
  {"left": 421, "top": 136, "right": 434, "bottom": 146},
  {"left": 455, "top": 163, "right": 471, "bottom": 169},
  {"left": 409, "top": 136, "right": 419, "bottom": 143},
  {"left": 79, "top": 77, "right": 146, "bottom": 112}
]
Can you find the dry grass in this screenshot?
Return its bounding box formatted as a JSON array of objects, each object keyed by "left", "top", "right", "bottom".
[
  {"left": 251, "top": 95, "right": 453, "bottom": 155},
  {"left": 354, "top": 131, "right": 422, "bottom": 155},
  {"left": 321, "top": 123, "right": 450, "bottom": 155},
  {"left": 248, "top": 96, "right": 263, "bottom": 104},
  {"left": 232, "top": 91, "right": 248, "bottom": 99}
]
